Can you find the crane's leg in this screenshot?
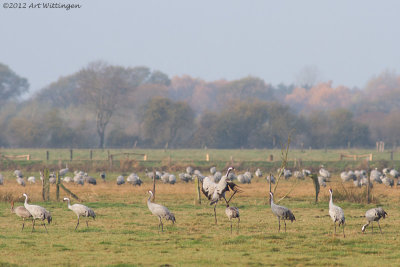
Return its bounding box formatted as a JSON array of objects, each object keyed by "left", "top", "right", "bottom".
[
  {"left": 21, "top": 218, "right": 25, "bottom": 231},
  {"left": 159, "top": 217, "right": 164, "bottom": 232},
  {"left": 342, "top": 224, "right": 345, "bottom": 238},
  {"left": 42, "top": 221, "right": 48, "bottom": 234},
  {"left": 371, "top": 222, "right": 373, "bottom": 233},
  {"left": 75, "top": 217, "right": 80, "bottom": 230},
  {"left": 237, "top": 218, "right": 240, "bottom": 234},
  {"left": 86, "top": 219, "right": 89, "bottom": 228},
  {"left": 222, "top": 195, "right": 229, "bottom": 205},
  {"left": 278, "top": 217, "right": 281, "bottom": 232},
  {"left": 31, "top": 219, "right": 36, "bottom": 233},
  {"left": 378, "top": 221, "right": 383, "bottom": 234},
  {"left": 214, "top": 204, "right": 217, "bottom": 225},
  {"left": 334, "top": 222, "right": 336, "bottom": 235},
  {"left": 230, "top": 220, "right": 233, "bottom": 234},
  {"left": 284, "top": 220, "right": 287, "bottom": 233}
]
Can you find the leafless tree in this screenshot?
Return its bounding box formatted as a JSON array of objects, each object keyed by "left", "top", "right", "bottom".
[{"left": 78, "top": 61, "right": 143, "bottom": 148}]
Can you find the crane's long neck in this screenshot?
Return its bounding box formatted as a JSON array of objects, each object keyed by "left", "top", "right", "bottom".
[
  {"left": 66, "top": 199, "right": 72, "bottom": 209},
  {"left": 270, "top": 194, "right": 274, "bottom": 206},
  {"left": 225, "top": 168, "right": 232, "bottom": 177},
  {"left": 329, "top": 191, "right": 333, "bottom": 206},
  {"left": 147, "top": 192, "right": 153, "bottom": 206},
  {"left": 23, "top": 195, "right": 30, "bottom": 209}
]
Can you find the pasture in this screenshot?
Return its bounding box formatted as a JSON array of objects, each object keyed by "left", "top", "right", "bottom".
[{"left": 0, "top": 149, "right": 400, "bottom": 266}]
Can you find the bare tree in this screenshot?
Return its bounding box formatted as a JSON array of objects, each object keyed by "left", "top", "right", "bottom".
[
  {"left": 78, "top": 61, "right": 142, "bottom": 148},
  {"left": 295, "top": 65, "right": 321, "bottom": 89}
]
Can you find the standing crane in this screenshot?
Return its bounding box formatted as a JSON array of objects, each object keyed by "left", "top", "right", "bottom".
[
  {"left": 63, "top": 197, "right": 96, "bottom": 230},
  {"left": 362, "top": 207, "right": 387, "bottom": 234},
  {"left": 269, "top": 192, "right": 295, "bottom": 232},
  {"left": 16, "top": 177, "right": 26, "bottom": 187},
  {"left": 11, "top": 200, "right": 32, "bottom": 231},
  {"left": 147, "top": 190, "right": 175, "bottom": 232},
  {"left": 201, "top": 167, "right": 240, "bottom": 224},
  {"left": 22, "top": 193, "right": 51, "bottom": 233},
  {"left": 59, "top": 164, "right": 69, "bottom": 176},
  {"left": 100, "top": 172, "right": 106, "bottom": 182},
  {"left": 328, "top": 188, "right": 345, "bottom": 237},
  {"left": 225, "top": 190, "right": 240, "bottom": 234}
]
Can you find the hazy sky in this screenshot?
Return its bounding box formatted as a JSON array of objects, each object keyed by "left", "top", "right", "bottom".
[{"left": 1, "top": 0, "right": 399, "bottom": 95}]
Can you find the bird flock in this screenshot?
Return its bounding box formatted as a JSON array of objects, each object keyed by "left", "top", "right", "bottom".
[{"left": 2, "top": 165, "right": 394, "bottom": 236}]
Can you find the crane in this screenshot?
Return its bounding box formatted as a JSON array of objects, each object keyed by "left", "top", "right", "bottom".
[
  {"left": 22, "top": 193, "right": 50, "bottom": 233},
  {"left": 225, "top": 190, "right": 240, "bottom": 234},
  {"left": 147, "top": 190, "right": 175, "bottom": 232},
  {"left": 63, "top": 197, "right": 96, "bottom": 230},
  {"left": 11, "top": 200, "right": 32, "bottom": 231},
  {"left": 328, "top": 188, "right": 345, "bottom": 237},
  {"left": 362, "top": 207, "right": 387, "bottom": 234},
  {"left": 59, "top": 164, "right": 69, "bottom": 176},
  {"left": 269, "top": 192, "right": 295, "bottom": 232},
  {"left": 201, "top": 167, "right": 240, "bottom": 224}
]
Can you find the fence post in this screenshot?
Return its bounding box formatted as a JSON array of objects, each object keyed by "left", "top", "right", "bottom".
[
  {"left": 195, "top": 175, "right": 201, "bottom": 205},
  {"left": 90, "top": 150, "right": 93, "bottom": 160},
  {"left": 46, "top": 151, "right": 49, "bottom": 161},
  {"left": 367, "top": 161, "right": 371, "bottom": 204},
  {"left": 152, "top": 171, "right": 156, "bottom": 201},
  {"left": 109, "top": 155, "right": 113, "bottom": 170},
  {"left": 70, "top": 149, "right": 73, "bottom": 161},
  {"left": 56, "top": 172, "right": 60, "bottom": 201},
  {"left": 42, "top": 169, "right": 50, "bottom": 201}
]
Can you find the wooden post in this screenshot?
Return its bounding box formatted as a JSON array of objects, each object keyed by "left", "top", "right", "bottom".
[
  {"left": 144, "top": 154, "right": 147, "bottom": 161},
  {"left": 90, "top": 150, "right": 93, "bottom": 160},
  {"left": 367, "top": 160, "right": 371, "bottom": 204},
  {"left": 46, "top": 150, "right": 49, "bottom": 161},
  {"left": 56, "top": 172, "right": 60, "bottom": 201},
  {"left": 27, "top": 154, "right": 30, "bottom": 160},
  {"left": 70, "top": 149, "right": 73, "bottom": 161},
  {"left": 152, "top": 171, "right": 156, "bottom": 201},
  {"left": 109, "top": 155, "right": 113, "bottom": 170},
  {"left": 60, "top": 183, "right": 80, "bottom": 201},
  {"left": 269, "top": 173, "right": 272, "bottom": 205},
  {"left": 206, "top": 153, "right": 209, "bottom": 162},
  {"left": 390, "top": 151, "right": 393, "bottom": 161},
  {"left": 195, "top": 175, "right": 201, "bottom": 205}
]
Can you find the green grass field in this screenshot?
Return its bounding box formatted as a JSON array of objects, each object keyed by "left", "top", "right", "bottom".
[
  {"left": 1, "top": 148, "right": 399, "bottom": 174},
  {"left": 1, "top": 148, "right": 399, "bottom": 162},
  {"left": 1, "top": 174, "right": 400, "bottom": 266}
]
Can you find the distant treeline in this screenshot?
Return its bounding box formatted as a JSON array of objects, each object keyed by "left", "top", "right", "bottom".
[{"left": 0, "top": 61, "right": 399, "bottom": 149}]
